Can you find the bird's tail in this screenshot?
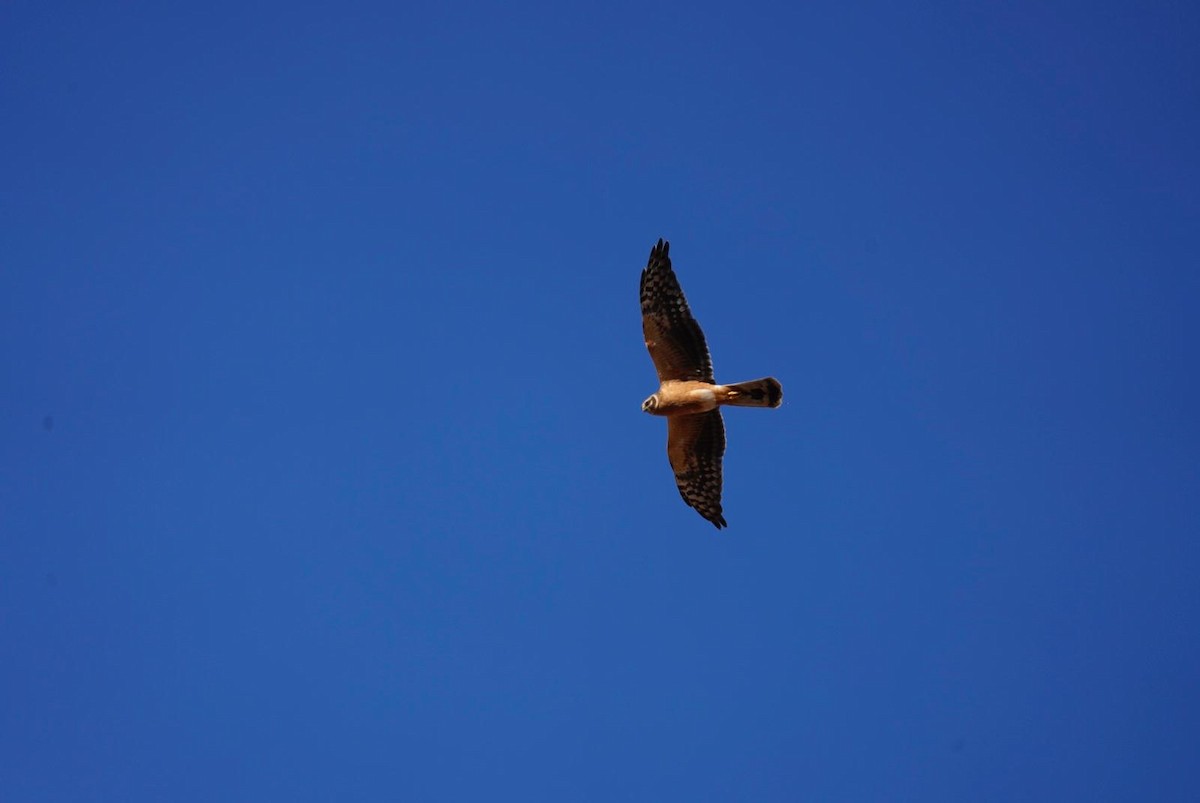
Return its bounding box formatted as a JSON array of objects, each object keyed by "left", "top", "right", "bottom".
[{"left": 721, "top": 377, "right": 783, "bottom": 408}]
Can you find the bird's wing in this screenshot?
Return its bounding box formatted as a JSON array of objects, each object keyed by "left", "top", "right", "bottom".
[
  {"left": 666, "top": 410, "right": 727, "bottom": 529},
  {"left": 640, "top": 239, "right": 715, "bottom": 383}
]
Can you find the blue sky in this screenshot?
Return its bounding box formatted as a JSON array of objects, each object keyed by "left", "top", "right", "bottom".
[{"left": 3, "top": 1, "right": 1198, "bottom": 800}]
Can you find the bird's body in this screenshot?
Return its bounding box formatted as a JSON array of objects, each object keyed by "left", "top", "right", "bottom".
[
  {"left": 644, "top": 381, "right": 719, "bottom": 415},
  {"left": 643, "top": 379, "right": 783, "bottom": 416},
  {"left": 639, "top": 239, "right": 782, "bottom": 529}
]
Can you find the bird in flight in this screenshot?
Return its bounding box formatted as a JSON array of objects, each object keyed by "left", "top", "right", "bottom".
[{"left": 640, "top": 238, "right": 783, "bottom": 529}]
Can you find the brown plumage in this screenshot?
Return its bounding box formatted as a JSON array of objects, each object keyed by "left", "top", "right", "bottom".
[{"left": 640, "top": 238, "right": 783, "bottom": 529}]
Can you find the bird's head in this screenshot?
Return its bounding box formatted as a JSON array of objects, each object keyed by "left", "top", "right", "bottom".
[{"left": 641, "top": 395, "right": 659, "bottom": 414}]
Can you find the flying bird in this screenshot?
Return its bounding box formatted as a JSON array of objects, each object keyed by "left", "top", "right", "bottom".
[{"left": 640, "top": 238, "right": 783, "bottom": 529}]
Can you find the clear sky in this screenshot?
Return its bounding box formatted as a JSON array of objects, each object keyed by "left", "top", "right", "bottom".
[{"left": 3, "top": 1, "right": 1198, "bottom": 800}]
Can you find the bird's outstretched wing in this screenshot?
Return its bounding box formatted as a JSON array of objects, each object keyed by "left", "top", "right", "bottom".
[
  {"left": 640, "top": 239, "right": 715, "bottom": 383},
  {"left": 666, "top": 410, "right": 727, "bottom": 529}
]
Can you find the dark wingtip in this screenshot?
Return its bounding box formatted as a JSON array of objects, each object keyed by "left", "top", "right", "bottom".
[{"left": 767, "top": 377, "right": 783, "bottom": 408}]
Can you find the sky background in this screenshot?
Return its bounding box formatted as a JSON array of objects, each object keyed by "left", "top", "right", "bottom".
[{"left": 3, "top": 1, "right": 1199, "bottom": 800}]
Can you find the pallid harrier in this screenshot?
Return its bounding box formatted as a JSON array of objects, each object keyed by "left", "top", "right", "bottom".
[{"left": 640, "top": 239, "right": 782, "bottom": 529}]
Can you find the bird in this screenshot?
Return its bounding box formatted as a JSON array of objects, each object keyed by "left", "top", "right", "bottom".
[{"left": 640, "top": 238, "right": 782, "bottom": 529}]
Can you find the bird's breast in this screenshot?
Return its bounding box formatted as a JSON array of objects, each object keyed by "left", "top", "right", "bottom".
[{"left": 653, "top": 381, "right": 720, "bottom": 415}]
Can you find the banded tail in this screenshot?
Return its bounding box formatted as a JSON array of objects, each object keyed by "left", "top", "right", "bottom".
[{"left": 721, "top": 377, "right": 783, "bottom": 408}]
